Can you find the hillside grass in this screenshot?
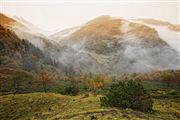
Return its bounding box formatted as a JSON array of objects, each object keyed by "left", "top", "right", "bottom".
[{"left": 0, "top": 85, "right": 180, "bottom": 120}]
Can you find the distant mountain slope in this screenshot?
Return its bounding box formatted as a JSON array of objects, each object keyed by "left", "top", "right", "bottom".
[
  {"left": 1, "top": 13, "right": 179, "bottom": 75},
  {"left": 132, "top": 19, "right": 180, "bottom": 53},
  {"left": 135, "top": 18, "right": 180, "bottom": 32},
  {"left": 0, "top": 13, "right": 16, "bottom": 26},
  {"left": 0, "top": 24, "right": 56, "bottom": 73},
  {"left": 50, "top": 16, "right": 180, "bottom": 74},
  {"left": 0, "top": 13, "right": 52, "bottom": 50}
]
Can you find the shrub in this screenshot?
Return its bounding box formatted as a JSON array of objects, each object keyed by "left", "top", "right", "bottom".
[
  {"left": 63, "top": 84, "right": 79, "bottom": 96},
  {"left": 100, "top": 80, "right": 153, "bottom": 112}
]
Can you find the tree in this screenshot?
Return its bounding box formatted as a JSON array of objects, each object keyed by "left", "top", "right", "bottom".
[
  {"left": 0, "top": 75, "right": 10, "bottom": 92},
  {"left": 100, "top": 80, "right": 153, "bottom": 112},
  {"left": 38, "top": 70, "right": 52, "bottom": 92},
  {"left": 0, "top": 65, "right": 14, "bottom": 92},
  {"left": 161, "top": 72, "right": 176, "bottom": 86},
  {"left": 11, "top": 70, "right": 34, "bottom": 94}
]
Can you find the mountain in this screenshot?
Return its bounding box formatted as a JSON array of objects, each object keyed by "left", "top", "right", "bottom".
[
  {"left": 0, "top": 13, "right": 53, "bottom": 50},
  {"left": 0, "top": 17, "right": 58, "bottom": 75},
  {"left": 0, "top": 13, "right": 65, "bottom": 66},
  {"left": 1, "top": 13, "right": 179, "bottom": 120},
  {"left": 0, "top": 13, "right": 19, "bottom": 26},
  {"left": 133, "top": 18, "right": 180, "bottom": 53},
  {"left": 134, "top": 18, "right": 180, "bottom": 32},
  {"left": 0, "top": 25, "right": 55, "bottom": 72},
  {"left": 1, "top": 13, "right": 179, "bottom": 75},
  {"left": 50, "top": 15, "right": 180, "bottom": 75}
]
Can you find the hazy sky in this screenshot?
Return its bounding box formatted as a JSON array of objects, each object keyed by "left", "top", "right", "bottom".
[{"left": 1, "top": 0, "right": 179, "bottom": 31}]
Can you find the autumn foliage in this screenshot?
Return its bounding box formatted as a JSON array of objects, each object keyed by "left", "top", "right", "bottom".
[
  {"left": 80, "top": 74, "right": 112, "bottom": 92},
  {"left": 120, "top": 70, "right": 180, "bottom": 87},
  {"left": 38, "top": 70, "right": 53, "bottom": 92}
]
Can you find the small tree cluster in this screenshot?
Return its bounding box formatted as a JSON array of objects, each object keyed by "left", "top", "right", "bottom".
[
  {"left": 63, "top": 84, "right": 79, "bottom": 96},
  {"left": 11, "top": 70, "right": 34, "bottom": 94},
  {"left": 100, "top": 80, "right": 153, "bottom": 112},
  {"left": 81, "top": 74, "right": 112, "bottom": 92}
]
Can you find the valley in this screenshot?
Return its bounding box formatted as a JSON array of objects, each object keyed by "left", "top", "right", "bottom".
[
  {"left": 0, "top": 12, "right": 180, "bottom": 120},
  {"left": 0, "top": 81, "right": 180, "bottom": 120}
]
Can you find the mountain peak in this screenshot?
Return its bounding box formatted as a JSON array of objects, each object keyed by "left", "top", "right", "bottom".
[
  {"left": 63, "top": 15, "right": 161, "bottom": 43},
  {"left": 88, "top": 15, "right": 111, "bottom": 22},
  {"left": 70, "top": 15, "right": 123, "bottom": 41},
  {"left": 0, "top": 13, "right": 16, "bottom": 26}
]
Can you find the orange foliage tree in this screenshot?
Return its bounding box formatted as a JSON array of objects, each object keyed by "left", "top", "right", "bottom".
[
  {"left": 38, "top": 69, "right": 53, "bottom": 92},
  {"left": 83, "top": 74, "right": 112, "bottom": 92}
]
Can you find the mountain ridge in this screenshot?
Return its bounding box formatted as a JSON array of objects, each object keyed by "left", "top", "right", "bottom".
[
  {"left": 48, "top": 15, "right": 180, "bottom": 74},
  {"left": 134, "top": 18, "right": 180, "bottom": 32},
  {"left": 1, "top": 13, "right": 179, "bottom": 75}
]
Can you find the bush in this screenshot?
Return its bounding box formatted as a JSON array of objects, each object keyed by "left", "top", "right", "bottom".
[
  {"left": 63, "top": 84, "right": 79, "bottom": 96},
  {"left": 100, "top": 80, "right": 153, "bottom": 112}
]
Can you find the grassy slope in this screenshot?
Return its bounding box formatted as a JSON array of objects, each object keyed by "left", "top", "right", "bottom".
[{"left": 0, "top": 89, "right": 180, "bottom": 120}]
